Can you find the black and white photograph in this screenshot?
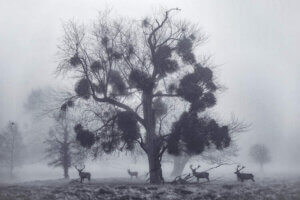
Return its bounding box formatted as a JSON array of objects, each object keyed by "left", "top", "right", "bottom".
[{"left": 0, "top": 0, "right": 299, "bottom": 199}]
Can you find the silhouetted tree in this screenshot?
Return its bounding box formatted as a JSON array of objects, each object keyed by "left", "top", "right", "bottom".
[
  {"left": 57, "top": 8, "right": 232, "bottom": 183},
  {"left": 249, "top": 143, "right": 271, "bottom": 171},
  {"left": 0, "top": 122, "right": 24, "bottom": 178},
  {"left": 44, "top": 113, "right": 87, "bottom": 179}
]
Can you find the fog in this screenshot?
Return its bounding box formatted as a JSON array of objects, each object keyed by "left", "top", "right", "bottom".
[{"left": 0, "top": 0, "right": 299, "bottom": 182}]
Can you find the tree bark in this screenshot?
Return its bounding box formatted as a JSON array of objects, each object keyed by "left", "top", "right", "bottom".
[
  {"left": 143, "top": 92, "right": 163, "bottom": 184},
  {"left": 147, "top": 147, "right": 163, "bottom": 183},
  {"left": 63, "top": 165, "right": 69, "bottom": 179}
]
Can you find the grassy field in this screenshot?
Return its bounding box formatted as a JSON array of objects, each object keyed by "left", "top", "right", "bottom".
[{"left": 0, "top": 177, "right": 300, "bottom": 200}]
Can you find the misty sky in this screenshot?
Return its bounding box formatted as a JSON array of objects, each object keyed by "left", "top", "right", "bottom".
[{"left": 0, "top": 0, "right": 299, "bottom": 168}]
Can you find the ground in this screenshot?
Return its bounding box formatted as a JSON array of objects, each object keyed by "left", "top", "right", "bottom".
[{"left": 0, "top": 177, "right": 300, "bottom": 200}]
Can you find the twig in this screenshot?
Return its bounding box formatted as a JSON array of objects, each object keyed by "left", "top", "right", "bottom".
[{"left": 203, "top": 162, "right": 237, "bottom": 172}]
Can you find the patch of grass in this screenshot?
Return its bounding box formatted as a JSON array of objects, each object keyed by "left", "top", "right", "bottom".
[
  {"left": 0, "top": 193, "right": 16, "bottom": 200},
  {"left": 15, "top": 194, "right": 30, "bottom": 200}
]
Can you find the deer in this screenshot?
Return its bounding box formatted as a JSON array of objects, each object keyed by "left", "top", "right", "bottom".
[
  {"left": 234, "top": 165, "right": 255, "bottom": 182},
  {"left": 127, "top": 169, "right": 138, "bottom": 179},
  {"left": 190, "top": 165, "right": 210, "bottom": 182},
  {"left": 75, "top": 165, "right": 91, "bottom": 183}
]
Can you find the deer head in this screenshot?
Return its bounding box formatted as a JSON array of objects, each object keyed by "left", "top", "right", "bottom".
[
  {"left": 75, "top": 165, "right": 85, "bottom": 173},
  {"left": 190, "top": 164, "right": 200, "bottom": 173},
  {"left": 235, "top": 165, "right": 245, "bottom": 174}
]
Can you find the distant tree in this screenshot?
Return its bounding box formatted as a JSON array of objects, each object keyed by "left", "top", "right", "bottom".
[
  {"left": 0, "top": 122, "right": 24, "bottom": 178},
  {"left": 24, "top": 86, "right": 90, "bottom": 169},
  {"left": 0, "top": 134, "right": 8, "bottom": 174},
  {"left": 24, "top": 88, "right": 45, "bottom": 112},
  {"left": 24, "top": 86, "right": 71, "bottom": 117},
  {"left": 44, "top": 113, "right": 87, "bottom": 179},
  {"left": 24, "top": 87, "right": 55, "bottom": 163},
  {"left": 249, "top": 143, "right": 271, "bottom": 171},
  {"left": 57, "top": 8, "right": 233, "bottom": 183},
  {"left": 0, "top": 133, "right": 6, "bottom": 157}
]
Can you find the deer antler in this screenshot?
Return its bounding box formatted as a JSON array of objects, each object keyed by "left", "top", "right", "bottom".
[
  {"left": 75, "top": 164, "right": 85, "bottom": 171},
  {"left": 236, "top": 165, "right": 245, "bottom": 172}
]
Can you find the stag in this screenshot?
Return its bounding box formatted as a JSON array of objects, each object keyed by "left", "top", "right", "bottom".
[
  {"left": 190, "top": 165, "right": 209, "bottom": 182},
  {"left": 75, "top": 165, "right": 91, "bottom": 183},
  {"left": 235, "top": 165, "right": 255, "bottom": 182},
  {"left": 127, "top": 169, "right": 138, "bottom": 179}
]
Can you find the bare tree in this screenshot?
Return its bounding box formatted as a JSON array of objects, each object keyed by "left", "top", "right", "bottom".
[
  {"left": 0, "top": 122, "right": 24, "bottom": 179},
  {"left": 249, "top": 143, "right": 271, "bottom": 171},
  {"left": 56, "top": 9, "right": 234, "bottom": 183},
  {"left": 44, "top": 113, "right": 87, "bottom": 179}
]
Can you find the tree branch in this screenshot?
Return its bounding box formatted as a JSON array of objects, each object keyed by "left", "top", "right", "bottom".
[
  {"left": 153, "top": 93, "right": 180, "bottom": 98},
  {"left": 91, "top": 95, "right": 145, "bottom": 126}
]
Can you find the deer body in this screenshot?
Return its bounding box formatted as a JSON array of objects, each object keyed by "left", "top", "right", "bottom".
[
  {"left": 190, "top": 165, "right": 209, "bottom": 182},
  {"left": 127, "top": 169, "right": 138, "bottom": 179},
  {"left": 75, "top": 165, "right": 91, "bottom": 183},
  {"left": 235, "top": 165, "right": 254, "bottom": 182}
]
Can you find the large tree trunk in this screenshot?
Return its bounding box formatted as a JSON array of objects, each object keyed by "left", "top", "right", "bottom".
[
  {"left": 170, "top": 155, "right": 190, "bottom": 177},
  {"left": 145, "top": 131, "right": 164, "bottom": 184},
  {"left": 143, "top": 92, "right": 163, "bottom": 184},
  {"left": 147, "top": 146, "right": 163, "bottom": 183},
  {"left": 63, "top": 165, "right": 69, "bottom": 179}
]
